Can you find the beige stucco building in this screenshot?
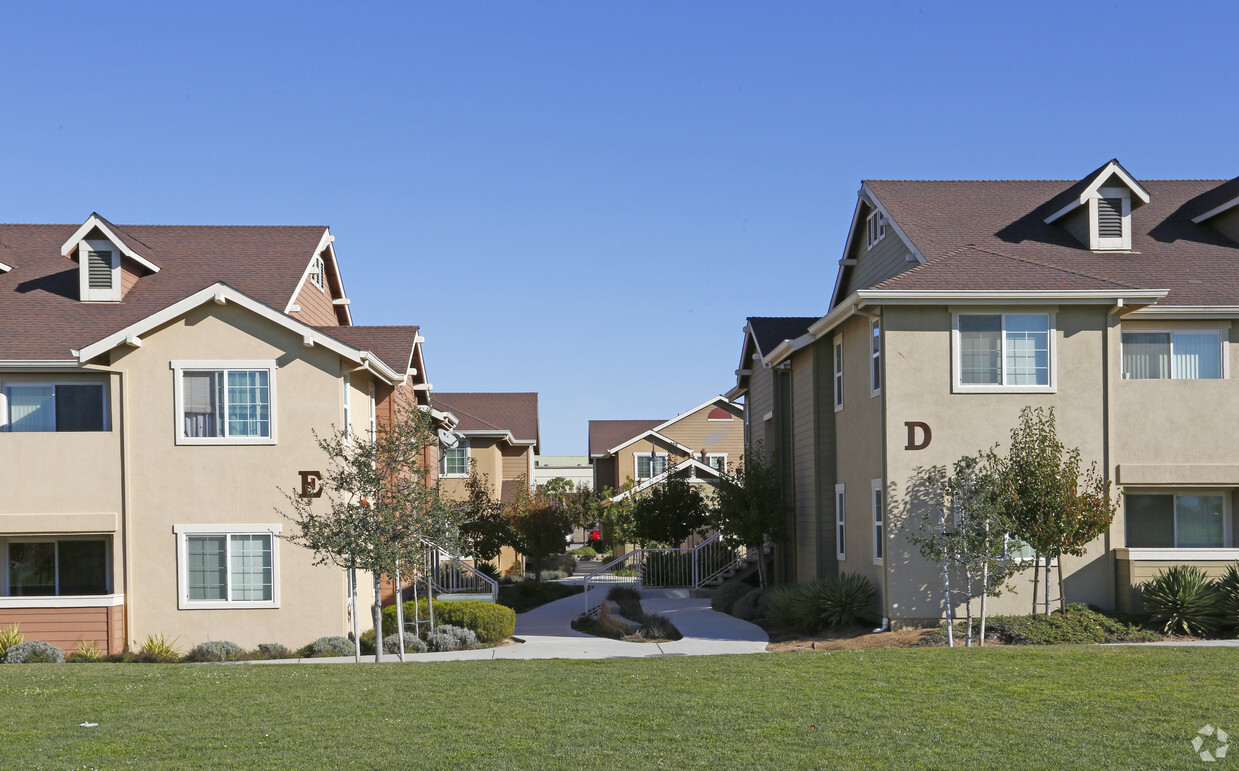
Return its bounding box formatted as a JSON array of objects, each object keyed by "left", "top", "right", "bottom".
[
  {"left": 0, "top": 215, "right": 442, "bottom": 652},
  {"left": 730, "top": 161, "right": 1239, "bottom": 624}
]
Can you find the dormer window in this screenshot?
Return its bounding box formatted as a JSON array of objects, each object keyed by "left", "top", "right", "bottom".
[
  {"left": 1091, "top": 187, "right": 1131, "bottom": 250},
  {"left": 309, "top": 255, "right": 326, "bottom": 292},
  {"left": 866, "top": 210, "right": 887, "bottom": 249},
  {"left": 79, "top": 240, "right": 120, "bottom": 302}
]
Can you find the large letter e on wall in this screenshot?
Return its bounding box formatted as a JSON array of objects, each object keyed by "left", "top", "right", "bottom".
[{"left": 904, "top": 422, "right": 931, "bottom": 451}]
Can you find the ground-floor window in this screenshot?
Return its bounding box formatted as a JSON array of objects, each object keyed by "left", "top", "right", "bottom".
[
  {"left": 1126, "top": 493, "right": 1230, "bottom": 548},
  {"left": 4, "top": 538, "right": 109, "bottom": 596},
  {"left": 175, "top": 525, "right": 280, "bottom": 609}
]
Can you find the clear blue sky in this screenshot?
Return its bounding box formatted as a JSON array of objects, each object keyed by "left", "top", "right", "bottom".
[{"left": 3, "top": 2, "right": 1237, "bottom": 454}]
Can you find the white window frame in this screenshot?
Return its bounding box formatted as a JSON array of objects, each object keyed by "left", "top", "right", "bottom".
[
  {"left": 1120, "top": 329, "right": 1227, "bottom": 380},
  {"left": 1090, "top": 187, "right": 1132, "bottom": 250},
  {"left": 342, "top": 375, "right": 352, "bottom": 445},
  {"left": 870, "top": 318, "right": 882, "bottom": 397},
  {"left": 951, "top": 310, "right": 1057, "bottom": 394},
  {"left": 833, "top": 333, "right": 844, "bottom": 412},
  {"left": 79, "top": 239, "right": 121, "bottom": 302},
  {"left": 309, "top": 254, "right": 326, "bottom": 292},
  {"left": 0, "top": 380, "right": 110, "bottom": 432},
  {"left": 171, "top": 360, "right": 278, "bottom": 446},
  {"left": 441, "top": 440, "right": 471, "bottom": 478},
  {"left": 1124, "top": 490, "right": 1234, "bottom": 549},
  {"left": 634, "top": 452, "right": 669, "bottom": 480},
  {"left": 835, "top": 483, "right": 846, "bottom": 561},
  {"left": 2, "top": 536, "right": 113, "bottom": 597},
  {"left": 705, "top": 453, "right": 728, "bottom": 474},
  {"left": 174, "top": 524, "right": 281, "bottom": 610},
  {"left": 368, "top": 383, "right": 377, "bottom": 444},
  {"left": 871, "top": 478, "right": 884, "bottom": 566},
  {"left": 866, "top": 210, "right": 886, "bottom": 249}
]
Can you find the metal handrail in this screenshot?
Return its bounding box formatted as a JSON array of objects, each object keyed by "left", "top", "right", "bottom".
[
  {"left": 582, "top": 550, "right": 644, "bottom": 615},
  {"left": 581, "top": 534, "right": 747, "bottom": 615},
  {"left": 420, "top": 538, "right": 500, "bottom": 603}
]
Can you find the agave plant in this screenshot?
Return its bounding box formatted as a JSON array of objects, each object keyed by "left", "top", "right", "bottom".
[
  {"left": 793, "top": 573, "right": 879, "bottom": 631},
  {"left": 0, "top": 623, "right": 24, "bottom": 657},
  {"left": 1217, "top": 562, "right": 1239, "bottom": 633},
  {"left": 1141, "top": 565, "right": 1224, "bottom": 636},
  {"left": 139, "top": 633, "right": 181, "bottom": 660}
]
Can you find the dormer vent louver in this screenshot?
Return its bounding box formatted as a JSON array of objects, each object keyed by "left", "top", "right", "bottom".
[
  {"left": 88, "top": 250, "right": 113, "bottom": 289},
  {"left": 1098, "top": 198, "right": 1123, "bottom": 240}
]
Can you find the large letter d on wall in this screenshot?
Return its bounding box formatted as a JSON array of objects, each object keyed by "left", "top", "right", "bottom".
[{"left": 904, "top": 421, "right": 931, "bottom": 451}]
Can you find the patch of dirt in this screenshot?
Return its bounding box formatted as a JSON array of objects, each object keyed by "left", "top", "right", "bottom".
[{"left": 765, "top": 624, "right": 933, "bottom": 651}]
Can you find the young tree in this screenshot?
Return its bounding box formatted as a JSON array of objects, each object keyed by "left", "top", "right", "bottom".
[
  {"left": 1002, "top": 406, "right": 1119, "bottom": 614},
  {"left": 506, "top": 475, "right": 572, "bottom": 580},
  {"left": 630, "top": 472, "right": 710, "bottom": 548},
  {"left": 454, "top": 470, "right": 511, "bottom": 563},
  {"left": 709, "top": 449, "right": 788, "bottom": 589},
  {"left": 280, "top": 406, "right": 453, "bottom": 662}
]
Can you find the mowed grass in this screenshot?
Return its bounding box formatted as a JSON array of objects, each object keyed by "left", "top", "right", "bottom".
[{"left": 1, "top": 647, "right": 1234, "bottom": 769}]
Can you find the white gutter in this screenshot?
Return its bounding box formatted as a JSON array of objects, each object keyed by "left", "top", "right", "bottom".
[{"left": 853, "top": 289, "right": 1168, "bottom": 305}]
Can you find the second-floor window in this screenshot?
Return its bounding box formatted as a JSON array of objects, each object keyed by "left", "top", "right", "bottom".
[
  {"left": 174, "top": 361, "right": 275, "bottom": 445},
  {"left": 3, "top": 383, "right": 107, "bottom": 432},
  {"left": 636, "top": 453, "right": 668, "bottom": 480},
  {"left": 955, "top": 312, "right": 1053, "bottom": 391},
  {"left": 1122, "top": 331, "right": 1222, "bottom": 380},
  {"left": 705, "top": 453, "right": 727, "bottom": 474},
  {"left": 441, "top": 441, "right": 470, "bottom": 477}
]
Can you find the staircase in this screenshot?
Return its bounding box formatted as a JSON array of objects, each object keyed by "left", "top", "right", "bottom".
[{"left": 697, "top": 546, "right": 767, "bottom": 590}]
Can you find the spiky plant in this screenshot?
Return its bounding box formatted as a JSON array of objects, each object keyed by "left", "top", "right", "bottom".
[
  {"left": 767, "top": 586, "right": 800, "bottom": 630},
  {"left": 139, "top": 633, "right": 181, "bottom": 660},
  {"left": 1216, "top": 562, "right": 1239, "bottom": 633},
  {"left": 1141, "top": 565, "right": 1224, "bottom": 636},
  {"left": 792, "top": 573, "right": 879, "bottom": 631},
  {"left": 0, "top": 624, "right": 24, "bottom": 657},
  {"left": 71, "top": 640, "right": 104, "bottom": 661}
]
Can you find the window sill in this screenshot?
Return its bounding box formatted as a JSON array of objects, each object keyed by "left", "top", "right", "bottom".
[
  {"left": 0, "top": 593, "right": 123, "bottom": 609},
  {"left": 1115, "top": 548, "right": 1239, "bottom": 561},
  {"left": 176, "top": 436, "right": 276, "bottom": 446},
  {"left": 952, "top": 385, "right": 1056, "bottom": 395},
  {"left": 441, "top": 473, "right": 469, "bottom": 479},
  {"left": 178, "top": 600, "right": 279, "bottom": 610}
]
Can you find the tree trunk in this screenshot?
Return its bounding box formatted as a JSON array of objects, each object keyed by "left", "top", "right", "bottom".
[
  {"left": 371, "top": 572, "right": 383, "bottom": 663},
  {"left": 964, "top": 569, "right": 974, "bottom": 648},
  {"left": 979, "top": 563, "right": 987, "bottom": 647},
  {"left": 756, "top": 544, "right": 768, "bottom": 590},
  {"left": 348, "top": 556, "right": 360, "bottom": 664},
  {"left": 1043, "top": 554, "right": 1053, "bottom": 616},
  {"left": 394, "top": 559, "right": 406, "bottom": 662},
  {"left": 943, "top": 553, "right": 953, "bottom": 648},
  {"left": 1031, "top": 552, "right": 1040, "bottom": 616},
  {"left": 1057, "top": 557, "right": 1067, "bottom": 614}
]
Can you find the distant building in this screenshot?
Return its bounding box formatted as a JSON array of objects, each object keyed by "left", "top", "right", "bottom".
[{"left": 533, "top": 455, "right": 592, "bottom": 490}]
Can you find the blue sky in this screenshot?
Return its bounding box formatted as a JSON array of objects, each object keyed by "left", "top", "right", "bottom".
[{"left": 3, "top": 2, "right": 1237, "bottom": 454}]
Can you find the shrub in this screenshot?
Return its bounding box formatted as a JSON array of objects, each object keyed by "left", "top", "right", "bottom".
[
  {"left": 359, "top": 628, "right": 377, "bottom": 655},
  {"left": 1218, "top": 563, "right": 1239, "bottom": 631},
  {"left": 1141, "top": 565, "right": 1225, "bottom": 636},
  {"left": 732, "top": 588, "right": 772, "bottom": 621},
  {"left": 535, "top": 569, "right": 572, "bottom": 581},
  {"left": 607, "top": 586, "right": 643, "bottom": 620},
  {"left": 183, "top": 640, "right": 243, "bottom": 663},
  {"left": 711, "top": 580, "right": 753, "bottom": 615},
  {"left": 302, "top": 636, "right": 356, "bottom": 658},
  {"left": 255, "top": 643, "right": 292, "bottom": 660},
  {"left": 383, "top": 633, "right": 428, "bottom": 654},
  {"left": 782, "top": 574, "right": 878, "bottom": 632},
  {"left": 633, "top": 614, "right": 683, "bottom": 642},
  {"left": 568, "top": 545, "right": 599, "bottom": 557},
  {"left": 67, "top": 640, "right": 104, "bottom": 663},
  {"left": 767, "top": 586, "right": 800, "bottom": 629},
  {"left": 539, "top": 554, "right": 576, "bottom": 575},
  {"left": 937, "top": 604, "right": 1163, "bottom": 645},
  {"left": 424, "top": 624, "right": 479, "bottom": 652},
  {"left": 4, "top": 640, "right": 65, "bottom": 664},
  {"left": 0, "top": 624, "right": 24, "bottom": 657},
  {"left": 433, "top": 601, "right": 516, "bottom": 643},
  {"left": 473, "top": 561, "right": 500, "bottom": 580},
  {"left": 140, "top": 633, "right": 180, "bottom": 660},
  {"left": 380, "top": 598, "right": 435, "bottom": 642}
]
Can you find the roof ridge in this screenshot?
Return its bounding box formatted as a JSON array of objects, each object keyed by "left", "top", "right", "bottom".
[{"left": 866, "top": 178, "right": 1230, "bottom": 184}]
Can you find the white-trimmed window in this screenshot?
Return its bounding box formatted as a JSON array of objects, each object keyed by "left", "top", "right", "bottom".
[
  {"left": 835, "top": 484, "right": 846, "bottom": 561},
  {"left": 705, "top": 453, "right": 728, "bottom": 474},
  {"left": 2, "top": 382, "right": 108, "bottom": 432},
  {"left": 309, "top": 255, "right": 326, "bottom": 292},
  {"left": 342, "top": 375, "right": 352, "bottom": 445},
  {"left": 1125, "top": 492, "right": 1232, "bottom": 549},
  {"left": 866, "top": 210, "right": 886, "bottom": 249},
  {"left": 871, "top": 479, "right": 884, "bottom": 565},
  {"left": 173, "top": 361, "right": 276, "bottom": 445},
  {"left": 4, "top": 537, "right": 110, "bottom": 596},
  {"left": 635, "top": 452, "right": 669, "bottom": 480},
  {"left": 870, "top": 319, "right": 881, "bottom": 396},
  {"left": 175, "top": 525, "right": 280, "bottom": 609},
  {"left": 79, "top": 239, "right": 121, "bottom": 302},
  {"left": 1091, "top": 187, "right": 1131, "bottom": 250},
  {"left": 833, "top": 334, "right": 844, "bottom": 411},
  {"left": 441, "top": 440, "right": 470, "bottom": 477},
  {"left": 954, "top": 312, "right": 1054, "bottom": 392},
  {"left": 368, "top": 383, "right": 377, "bottom": 443},
  {"left": 1121, "top": 331, "right": 1223, "bottom": 380}
]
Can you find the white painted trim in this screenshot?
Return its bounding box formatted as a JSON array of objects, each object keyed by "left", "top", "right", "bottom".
[
  {"left": 1115, "top": 548, "right": 1239, "bottom": 561},
  {"left": 605, "top": 429, "right": 694, "bottom": 458},
  {"left": 1091, "top": 186, "right": 1132, "bottom": 251},
  {"left": 59, "top": 214, "right": 160, "bottom": 272},
  {"left": 861, "top": 184, "right": 926, "bottom": 264},
  {"left": 1129, "top": 306, "right": 1239, "bottom": 318},
  {"left": 0, "top": 360, "right": 80, "bottom": 368},
  {"left": 174, "top": 525, "right": 282, "bottom": 610},
  {"left": 835, "top": 483, "right": 846, "bottom": 561},
  {"left": 832, "top": 333, "right": 844, "bottom": 412},
  {"left": 856, "top": 289, "right": 1168, "bottom": 304},
  {"left": 865, "top": 209, "right": 887, "bottom": 249},
  {"left": 0, "top": 593, "right": 124, "bottom": 609},
  {"left": 1043, "top": 160, "right": 1151, "bottom": 224},
  {"left": 79, "top": 239, "right": 121, "bottom": 302},
  {"left": 1191, "top": 197, "right": 1239, "bottom": 224},
  {"left": 76, "top": 283, "right": 403, "bottom": 384},
  {"left": 871, "top": 478, "right": 884, "bottom": 566},
  {"left": 951, "top": 310, "right": 1057, "bottom": 394},
  {"left": 870, "top": 317, "right": 882, "bottom": 398},
  {"left": 440, "top": 439, "right": 471, "bottom": 478},
  {"left": 705, "top": 453, "right": 728, "bottom": 474},
  {"left": 171, "top": 360, "right": 278, "bottom": 445},
  {"left": 634, "top": 451, "right": 670, "bottom": 481},
  {"left": 0, "top": 260, "right": 11, "bottom": 273},
  {"left": 608, "top": 458, "right": 722, "bottom": 501}
]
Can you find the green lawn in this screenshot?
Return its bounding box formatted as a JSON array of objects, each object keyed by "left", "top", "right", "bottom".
[{"left": 1, "top": 647, "right": 1233, "bottom": 768}]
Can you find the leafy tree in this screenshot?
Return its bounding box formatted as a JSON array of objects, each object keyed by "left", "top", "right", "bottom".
[
  {"left": 709, "top": 449, "right": 788, "bottom": 588},
  {"left": 631, "top": 472, "right": 710, "bottom": 548},
  {"left": 907, "top": 451, "right": 1016, "bottom": 646},
  {"left": 454, "top": 470, "right": 511, "bottom": 563},
  {"left": 596, "top": 485, "right": 639, "bottom": 551},
  {"left": 1002, "top": 406, "right": 1119, "bottom": 614},
  {"left": 280, "top": 406, "right": 454, "bottom": 661},
  {"left": 506, "top": 475, "right": 572, "bottom": 580}
]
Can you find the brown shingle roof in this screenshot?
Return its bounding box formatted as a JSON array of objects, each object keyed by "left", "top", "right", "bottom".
[
  {"left": 588, "top": 419, "right": 663, "bottom": 457},
  {"left": 860, "top": 178, "right": 1239, "bottom": 306},
  {"left": 433, "top": 392, "right": 539, "bottom": 448},
  {"left": 748, "top": 317, "right": 817, "bottom": 357},
  {"left": 0, "top": 222, "right": 326, "bottom": 360},
  {"left": 317, "top": 325, "right": 419, "bottom": 376}
]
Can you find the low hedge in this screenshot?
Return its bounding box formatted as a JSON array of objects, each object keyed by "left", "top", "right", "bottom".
[{"left": 379, "top": 598, "right": 515, "bottom": 644}]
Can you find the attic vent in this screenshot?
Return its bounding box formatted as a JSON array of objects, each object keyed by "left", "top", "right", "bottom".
[
  {"left": 866, "top": 211, "right": 886, "bottom": 248},
  {"left": 88, "top": 251, "right": 113, "bottom": 289},
  {"left": 1098, "top": 198, "right": 1124, "bottom": 239}
]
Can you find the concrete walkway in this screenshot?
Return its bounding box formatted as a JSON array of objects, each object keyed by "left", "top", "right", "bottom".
[{"left": 252, "top": 587, "right": 769, "bottom": 664}]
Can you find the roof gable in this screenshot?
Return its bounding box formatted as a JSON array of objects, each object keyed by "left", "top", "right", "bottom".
[
  {"left": 432, "top": 392, "right": 540, "bottom": 449},
  {"left": 60, "top": 213, "right": 160, "bottom": 273},
  {"left": 1044, "top": 159, "right": 1151, "bottom": 225}
]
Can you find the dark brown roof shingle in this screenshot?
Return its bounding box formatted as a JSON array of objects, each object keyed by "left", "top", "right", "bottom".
[
  {"left": 588, "top": 419, "right": 663, "bottom": 457},
  {"left": 317, "top": 325, "right": 419, "bottom": 376},
  {"left": 433, "top": 392, "right": 540, "bottom": 448}
]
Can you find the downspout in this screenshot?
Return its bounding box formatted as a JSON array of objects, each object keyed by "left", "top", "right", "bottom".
[
  {"left": 118, "top": 370, "right": 134, "bottom": 652},
  {"left": 1104, "top": 301, "right": 1122, "bottom": 605}
]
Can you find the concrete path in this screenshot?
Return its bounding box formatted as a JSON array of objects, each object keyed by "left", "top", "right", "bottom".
[{"left": 249, "top": 587, "right": 769, "bottom": 664}]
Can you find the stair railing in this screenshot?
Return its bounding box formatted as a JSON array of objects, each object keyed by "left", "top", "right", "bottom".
[
  {"left": 581, "top": 533, "right": 746, "bottom": 615},
  {"left": 421, "top": 538, "right": 499, "bottom": 603}
]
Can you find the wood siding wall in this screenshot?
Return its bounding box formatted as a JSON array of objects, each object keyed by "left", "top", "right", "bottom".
[
  {"left": 792, "top": 348, "right": 818, "bottom": 582},
  {"left": 0, "top": 604, "right": 123, "bottom": 654},
  {"left": 842, "top": 215, "right": 915, "bottom": 296},
  {"left": 289, "top": 270, "right": 340, "bottom": 327},
  {"left": 501, "top": 445, "right": 530, "bottom": 480},
  {"left": 812, "top": 337, "right": 840, "bottom": 579},
  {"left": 120, "top": 260, "right": 141, "bottom": 299}
]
